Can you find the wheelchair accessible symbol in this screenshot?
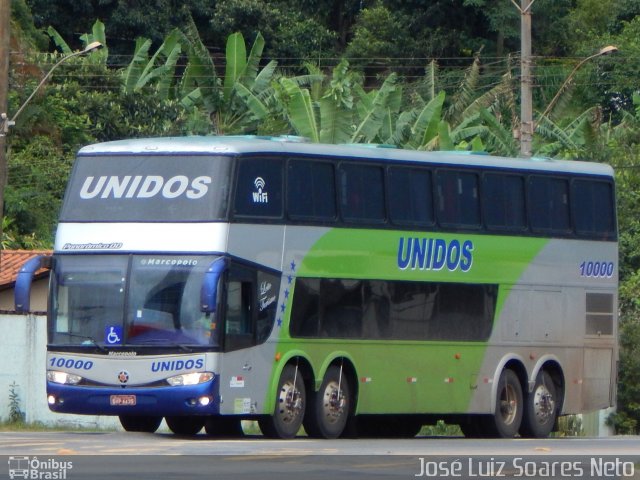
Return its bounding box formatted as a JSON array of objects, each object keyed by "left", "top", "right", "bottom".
[{"left": 105, "top": 326, "right": 123, "bottom": 345}]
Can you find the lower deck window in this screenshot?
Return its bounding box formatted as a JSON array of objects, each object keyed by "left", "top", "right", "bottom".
[{"left": 290, "top": 278, "right": 497, "bottom": 341}]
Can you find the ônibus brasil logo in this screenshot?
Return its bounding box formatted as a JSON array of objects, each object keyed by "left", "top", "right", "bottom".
[{"left": 8, "top": 456, "right": 73, "bottom": 479}]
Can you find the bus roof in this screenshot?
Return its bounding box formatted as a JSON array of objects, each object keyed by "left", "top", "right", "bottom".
[{"left": 77, "top": 136, "right": 614, "bottom": 177}]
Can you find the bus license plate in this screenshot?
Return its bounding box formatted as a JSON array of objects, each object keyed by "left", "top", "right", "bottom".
[{"left": 110, "top": 395, "right": 136, "bottom": 406}]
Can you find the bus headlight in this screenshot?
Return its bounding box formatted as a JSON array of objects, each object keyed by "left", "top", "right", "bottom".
[
  {"left": 47, "top": 370, "right": 82, "bottom": 385},
  {"left": 166, "top": 372, "right": 214, "bottom": 386}
]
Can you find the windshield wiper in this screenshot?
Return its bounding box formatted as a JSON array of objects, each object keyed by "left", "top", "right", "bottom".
[{"left": 57, "top": 332, "right": 108, "bottom": 353}]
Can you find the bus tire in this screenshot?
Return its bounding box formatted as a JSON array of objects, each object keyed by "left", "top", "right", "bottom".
[
  {"left": 204, "top": 416, "right": 244, "bottom": 437},
  {"left": 259, "top": 364, "right": 306, "bottom": 439},
  {"left": 304, "top": 365, "right": 351, "bottom": 439},
  {"left": 118, "top": 415, "right": 162, "bottom": 433},
  {"left": 520, "top": 370, "right": 558, "bottom": 438},
  {"left": 165, "top": 415, "right": 204, "bottom": 435},
  {"left": 489, "top": 369, "right": 523, "bottom": 438}
]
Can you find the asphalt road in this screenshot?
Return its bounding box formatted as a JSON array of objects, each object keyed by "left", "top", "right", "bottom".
[
  {"left": 1, "top": 433, "right": 638, "bottom": 479},
  {"left": 1, "top": 431, "right": 639, "bottom": 456}
]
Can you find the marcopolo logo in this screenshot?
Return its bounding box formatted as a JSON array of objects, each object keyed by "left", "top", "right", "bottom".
[
  {"left": 79, "top": 175, "right": 212, "bottom": 200},
  {"left": 397, "top": 236, "right": 474, "bottom": 272},
  {"left": 8, "top": 456, "right": 73, "bottom": 479}
]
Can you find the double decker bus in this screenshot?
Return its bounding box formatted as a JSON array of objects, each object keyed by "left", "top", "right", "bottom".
[{"left": 15, "top": 136, "right": 618, "bottom": 439}]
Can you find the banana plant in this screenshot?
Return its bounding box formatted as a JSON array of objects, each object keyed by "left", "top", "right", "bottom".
[
  {"left": 121, "top": 30, "right": 182, "bottom": 99},
  {"left": 178, "top": 19, "right": 278, "bottom": 135},
  {"left": 280, "top": 60, "right": 407, "bottom": 145},
  {"left": 535, "top": 107, "right": 600, "bottom": 158},
  {"left": 279, "top": 60, "right": 356, "bottom": 143},
  {"left": 351, "top": 73, "right": 400, "bottom": 143},
  {"left": 48, "top": 19, "right": 107, "bottom": 60}
]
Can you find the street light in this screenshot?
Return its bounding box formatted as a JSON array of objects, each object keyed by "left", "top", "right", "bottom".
[
  {"left": 1, "top": 41, "right": 103, "bottom": 135},
  {"left": 537, "top": 45, "right": 618, "bottom": 128}
]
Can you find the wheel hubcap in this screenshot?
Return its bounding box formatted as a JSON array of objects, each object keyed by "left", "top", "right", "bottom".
[
  {"left": 533, "top": 384, "right": 555, "bottom": 424},
  {"left": 322, "top": 381, "right": 346, "bottom": 424},
  {"left": 499, "top": 384, "right": 518, "bottom": 425},
  {"left": 277, "top": 381, "right": 303, "bottom": 425}
]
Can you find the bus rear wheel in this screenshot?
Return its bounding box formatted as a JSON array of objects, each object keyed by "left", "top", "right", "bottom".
[
  {"left": 165, "top": 415, "right": 204, "bottom": 435},
  {"left": 118, "top": 415, "right": 162, "bottom": 433},
  {"left": 305, "top": 365, "right": 351, "bottom": 439},
  {"left": 520, "top": 370, "right": 558, "bottom": 438},
  {"left": 487, "top": 369, "right": 523, "bottom": 438},
  {"left": 259, "top": 364, "right": 306, "bottom": 439}
]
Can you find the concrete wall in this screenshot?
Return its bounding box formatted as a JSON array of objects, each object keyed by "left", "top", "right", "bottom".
[{"left": 0, "top": 313, "right": 119, "bottom": 430}]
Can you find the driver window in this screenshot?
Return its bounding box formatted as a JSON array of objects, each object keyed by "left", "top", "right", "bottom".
[
  {"left": 226, "top": 281, "right": 252, "bottom": 335},
  {"left": 224, "top": 278, "right": 254, "bottom": 351}
]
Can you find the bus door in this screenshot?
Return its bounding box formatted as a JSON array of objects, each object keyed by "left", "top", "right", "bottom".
[{"left": 218, "top": 264, "right": 260, "bottom": 416}]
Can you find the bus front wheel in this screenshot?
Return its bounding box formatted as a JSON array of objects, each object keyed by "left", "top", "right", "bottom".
[
  {"left": 305, "top": 365, "right": 351, "bottom": 439},
  {"left": 118, "top": 415, "right": 162, "bottom": 433},
  {"left": 520, "top": 370, "right": 558, "bottom": 438},
  {"left": 259, "top": 364, "right": 306, "bottom": 439},
  {"left": 165, "top": 415, "right": 204, "bottom": 435}
]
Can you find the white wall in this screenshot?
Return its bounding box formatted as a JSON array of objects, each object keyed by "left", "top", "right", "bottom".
[{"left": 0, "top": 313, "right": 119, "bottom": 430}]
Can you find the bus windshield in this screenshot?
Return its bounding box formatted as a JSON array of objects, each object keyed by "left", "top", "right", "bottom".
[
  {"left": 49, "top": 255, "right": 221, "bottom": 348},
  {"left": 60, "top": 155, "right": 232, "bottom": 222}
]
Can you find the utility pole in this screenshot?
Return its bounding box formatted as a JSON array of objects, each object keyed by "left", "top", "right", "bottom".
[
  {"left": 0, "top": 0, "right": 10, "bottom": 245},
  {"left": 519, "top": 0, "right": 534, "bottom": 158}
]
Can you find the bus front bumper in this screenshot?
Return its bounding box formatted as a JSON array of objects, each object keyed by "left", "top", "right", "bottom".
[{"left": 46, "top": 380, "right": 220, "bottom": 416}]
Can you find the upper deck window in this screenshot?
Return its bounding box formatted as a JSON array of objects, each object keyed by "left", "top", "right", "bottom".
[
  {"left": 60, "top": 155, "right": 232, "bottom": 222},
  {"left": 528, "top": 176, "right": 571, "bottom": 234},
  {"left": 287, "top": 159, "right": 336, "bottom": 221},
  {"left": 436, "top": 170, "right": 480, "bottom": 228},
  {"left": 338, "top": 163, "right": 386, "bottom": 223},
  {"left": 483, "top": 173, "right": 526, "bottom": 231},
  {"left": 234, "top": 157, "right": 283, "bottom": 218},
  {"left": 572, "top": 179, "right": 616, "bottom": 239},
  {"left": 388, "top": 166, "right": 434, "bottom": 227}
]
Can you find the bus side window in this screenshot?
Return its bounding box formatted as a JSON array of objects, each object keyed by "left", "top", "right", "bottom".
[
  {"left": 233, "top": 157, "right": 283, "bottom": 219},
  {"left": 338, "top": 163, "right": 385, "bottom": 224},
  {"left": 256, "top": 270, "right": 280, "bottom": 343},
  {"left": 224, "top": 280, "right": 254, "bottom": 351},
  {"left": 436, "top": 170, "right": 480, "bottom": 228},
  {"left": 287, "top": 159, "right": 336, "bottom": 221},
  {"left": 572, "top": 179, "right": 616, "bottom": 239},
  {"left": 483, "top": 173, "right": 526, "bottom": 231},
  {"left": 529, "top": 176, "right": 571, "bottom": 234},
  {"left": 388, "top": 166, "right": 434, "bottom": 227}
]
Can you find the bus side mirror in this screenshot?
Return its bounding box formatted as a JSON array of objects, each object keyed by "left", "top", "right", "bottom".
[
  {"left": 200, "top": 257, "right": 227, "bottom": 314},
  {"left": 15, "top": 255, "right": 52, "bottom": 313}
]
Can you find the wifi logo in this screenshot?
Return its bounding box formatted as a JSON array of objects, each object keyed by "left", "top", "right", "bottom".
[{"left": 252, "top": 177, "right": 269, "bottom": 203}]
